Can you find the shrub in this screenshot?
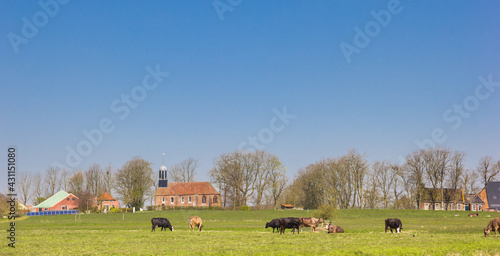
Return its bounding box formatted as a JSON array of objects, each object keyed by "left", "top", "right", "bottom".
[
  {"left": 313, "top": 201, "right": 337, "bottom": 221},
  {"left": 241, "top": 205, "right": 250, "bottom": 211}
]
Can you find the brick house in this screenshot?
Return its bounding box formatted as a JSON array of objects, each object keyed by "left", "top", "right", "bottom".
[
  {"left": 155, "top": 182, "right": 222, "bottom": 207},
  {"left": 465, "top": 194, "right": 485, "bottom": 211},
  {"left": 97, "top": 192, "right": 119, "bottom": 212},
  {"left": 420, "top": 188, "right": 464, "bottom": 211},
  {"left": 34, "top": 190, "right": 79, "bottom": 212}
]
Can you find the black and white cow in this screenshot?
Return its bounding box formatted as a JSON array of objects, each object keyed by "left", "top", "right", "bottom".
[
  {"left": 151, "top": 217, "right": 174, "bottom": 232},
  {"left": 385, "top": 218, "right": 403, "bottom": 233}
]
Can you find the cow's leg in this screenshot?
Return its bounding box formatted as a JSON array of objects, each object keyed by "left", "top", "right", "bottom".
[{"left": 152, "top": 225, "right": 156, "bottom": 232}]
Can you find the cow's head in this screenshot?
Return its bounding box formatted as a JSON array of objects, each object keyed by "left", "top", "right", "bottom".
[
  {"left": 484, "top": 228, "right": 491, "bottom": 237},
  {"left": 265, "top": 222, "right": 270, "bottom": 228},
  {"left": 170, "top": 226, "right": 174, "bottom": 231},
  {"left": 200, "top": 224, "right": 204, "bottom": 231}
]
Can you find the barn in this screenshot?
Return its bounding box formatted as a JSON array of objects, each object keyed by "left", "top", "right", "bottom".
[
  {"left": 478, "top": 182, "right": 500, "bottom": 211},
  {"left": 34, "top": 190, "right": 79, "bottom": 212}
]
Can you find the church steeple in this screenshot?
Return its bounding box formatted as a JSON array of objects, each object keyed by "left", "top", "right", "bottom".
[{"left": 159, "top": 153, "right": 168, "bottom": 188}]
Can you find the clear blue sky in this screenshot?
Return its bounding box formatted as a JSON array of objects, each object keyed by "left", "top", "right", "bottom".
[{"left": 1, "top": 0, "right": 499, "bottom": 193}]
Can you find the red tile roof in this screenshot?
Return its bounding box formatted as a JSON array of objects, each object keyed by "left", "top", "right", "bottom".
[
  {"left": 97, "top": 192, "right": 116, "bottom": 201},
  {"left": 155, "top": 182, "right": 220, "bottom": 196}
]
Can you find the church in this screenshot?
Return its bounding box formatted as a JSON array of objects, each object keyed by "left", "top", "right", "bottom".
[{"left": 154, "top": 162, "right": 222, "bottom": 208}]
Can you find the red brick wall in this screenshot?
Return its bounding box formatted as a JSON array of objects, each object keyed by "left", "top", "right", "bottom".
[{"left": 156, "top": 194, "right": 222, "bottom": 207}]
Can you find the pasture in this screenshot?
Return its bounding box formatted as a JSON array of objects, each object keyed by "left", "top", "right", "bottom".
[{"left": 2, "top": 209, "right": 500, "bottom": 255}]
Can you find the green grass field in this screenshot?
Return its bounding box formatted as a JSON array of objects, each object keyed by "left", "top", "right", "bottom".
[{"left": 2, "top": 209, "right": 500, "bottom": 255}]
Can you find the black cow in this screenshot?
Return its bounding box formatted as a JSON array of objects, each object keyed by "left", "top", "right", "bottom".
[
  {"left": 265, "top": 219, "right": 281, "bottom": 233},
  {"left": 279, "top": 217, "right": 301, "bottom": 235},
  {"left": 151, "top": 217, "right": 174, "bottom": 232},
  {"left": 385, "top": 218, "right": 403, "bottom": 233}
]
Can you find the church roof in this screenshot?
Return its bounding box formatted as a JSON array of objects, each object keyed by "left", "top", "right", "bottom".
[{"left": 155, "top": 182, "right": 219, "bottom": 196}]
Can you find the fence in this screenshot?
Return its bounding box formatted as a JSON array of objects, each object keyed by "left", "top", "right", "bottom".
[{"left": 27, "top": 210, "right": 79, "bottom": 216}]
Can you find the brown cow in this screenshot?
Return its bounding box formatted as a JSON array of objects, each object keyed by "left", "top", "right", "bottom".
[
  {"left": 299, "top": 217, "right": 324, "bottom": 232},
  {"left": 328, "top": 224, "right": 344, "bottom": 233},
  {"left": 468, "top": 213, "right": 479, "bottom": 217},
  {"left": 484, "top": 217, "right": 500, "bottom": 237},
  {"left": 189, "top": 216, "right": 203, "bottom": 232}
]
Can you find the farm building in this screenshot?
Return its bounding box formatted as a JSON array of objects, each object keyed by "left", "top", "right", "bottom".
[
  {"left": 464, "top": 194, "right": 485, "bottom": 211},
  {"left": 34, "top": 190, "right": 79, "bottom": 212},
  {"left": 97, "top": 192, "right": 119, "bottom": 212},
  {"left": 281, "top": 204, "right": 294, "bottom": 210},
  {"left": 420, "top": 188, "right": 465, "bottom": 211},
  {"left": 154, "top": 164, "right": 221, "bottom": 208},
  {"left": 478, "top": 181, "right": 500, "bottom": 211}
]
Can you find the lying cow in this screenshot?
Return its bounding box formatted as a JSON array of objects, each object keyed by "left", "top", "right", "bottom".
[
  {"left": 279, "top": 217, "right": 301, "bottom": 235},
  {"left": 385, "top": 218, "right": 403, "bottom": 233},
  {"left": 484, "top": 217, "right": 500, "bottom": 237},
  {"left": 189, "top": 216, "right": 203, "bottom": 232},
  {"left": 151, "top": 217, "right": 174, "bottom": 232},
  {"left": 328, "top": 225, "right": 344, "bottom": 233},
  {"left": 468, "top": 213, "right": 479, "bottom": 217},
  {"left": 299, "top": 217, "right": 324, "bottom": 232},
  {"left": 265, "top": 219, "right": 281, "bottom": 233}
]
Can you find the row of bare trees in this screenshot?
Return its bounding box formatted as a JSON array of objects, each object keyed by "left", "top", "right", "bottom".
[
  {"left": 209, "top": 150, "right": 288, "bottom": 210},
  {"left": 284, "top": 148, "right": 500, "bottom": 210}
]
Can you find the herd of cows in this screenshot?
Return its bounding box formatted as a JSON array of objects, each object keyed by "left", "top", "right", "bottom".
[{"left": 150, "top": 216, "right": 500, "bottom": 237}]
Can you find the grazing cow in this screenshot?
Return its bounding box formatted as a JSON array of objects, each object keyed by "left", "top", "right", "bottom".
[
  {"left": 189, "top": 216, "right": 203, "bottom": 232},
  {"left": 299, "top": 217, "right": 324, "bottom": 232},
  {"left": 279, "top": 217, "right": 301, "bottom": 235},
  {"left": 265, "top": 219, "right": 281, "bottom": 233},
  {"left": 468, "top": 213, "right": 479, "bottom": 217},
  {"left": 385, "top": 218, "right": 403, "bottom": 233},
  {"left": 151, "top": 217, "right": 174, "bottom": 232},
  {"left": 484, "top": 217, "right": 500, "bottom": 237},
  {"left": 328, "top": 225, "right": 344, "bottom": 234}
]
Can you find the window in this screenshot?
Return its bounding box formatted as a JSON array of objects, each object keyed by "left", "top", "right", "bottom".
[
  {"left": 424, "top": 203, "right": 429, "bottom": 210},
  {"left": 472, "top": 204, "right": 476, "bottom": 211},
  {"left": 62, "top": 205, "right": 67, "bottom": 210},
  {"left": 451, "top": 203, "right": 455, "bottom": 210},
  {"left": 435, "top": 203, "right": 440, "bottom": 210},
  {"left": 162, "top": 197, "right": 165, "bottom": 203},
  {"left": 202, "top": 196, "right": 206, "bottom": 204},
  {"left": 67, "top": 198, "right": 70, "bottom": 201},
  {"left": 72, "top": 198, "right": 75, "bottom": 201},
  {"left": 458, "top": 204, "right": 462, "bottom": 210},
  {"left": 188, "top": 196, "right": 192, "bottom": 203},
  {"left": 181, "top": 197, "right": 184, "bottom": 204},
  {"left": 213, "top": 196, "right": 217, "bottom": 204},
  {"left": 170, "top": 197, "right": 174, "bottom": 204}
]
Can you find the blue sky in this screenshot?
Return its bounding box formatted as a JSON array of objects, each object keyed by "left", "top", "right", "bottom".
[{"left": 1, "top": 0, "right": 499, "bottom": 193}]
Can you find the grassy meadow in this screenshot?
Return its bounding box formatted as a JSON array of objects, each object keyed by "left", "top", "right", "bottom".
[{"left": 2, "top": 209, "right": 500, "bottom": 255}]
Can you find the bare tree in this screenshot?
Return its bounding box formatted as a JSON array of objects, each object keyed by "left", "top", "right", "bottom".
[
  {"left": 170, "top": 158, "right": 198, "bottom": 182},
  {"left": 44, "top": 166, "right": 61, "bottom": 197},
  {"left": 103, "top": 163, "right": 114, "bottom": 193},
  {"left": 85, "top": 164, "right": 105, "bottom": 197},
  {"left": 114, "top": 157, "right": 155, "bottom": 208},
  {"left": 16, "top": 172, "right": 33, "bottom": 206},
  {"left": 68, "top": 170, "right": 85, "bottom": 196},
  {"left": 391, "top": 164, "right": 404, "bottom": 209},
  {"left": 405, "top": 149, "right": 426, "bottom": 208},
  {"left": 268, "top": 157, "right": 288, "bottom": 210},
  {"left": 373, "top": 161, "right": 395, "bottom": 209},
  {"left": 32, "top": 173, "right": 44, "bottom": 205},
  {"left": 59, "top": 168, "right": 71, "bottom": 192},
  {"left": 447, "top": 152, "right": 465, "bottom": 190},
  {"left": 463, "top": 169, "right": 479, "bottom": 195},
  {"left": 477, "top": 156, "right": 500, "bottom": 187}
]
